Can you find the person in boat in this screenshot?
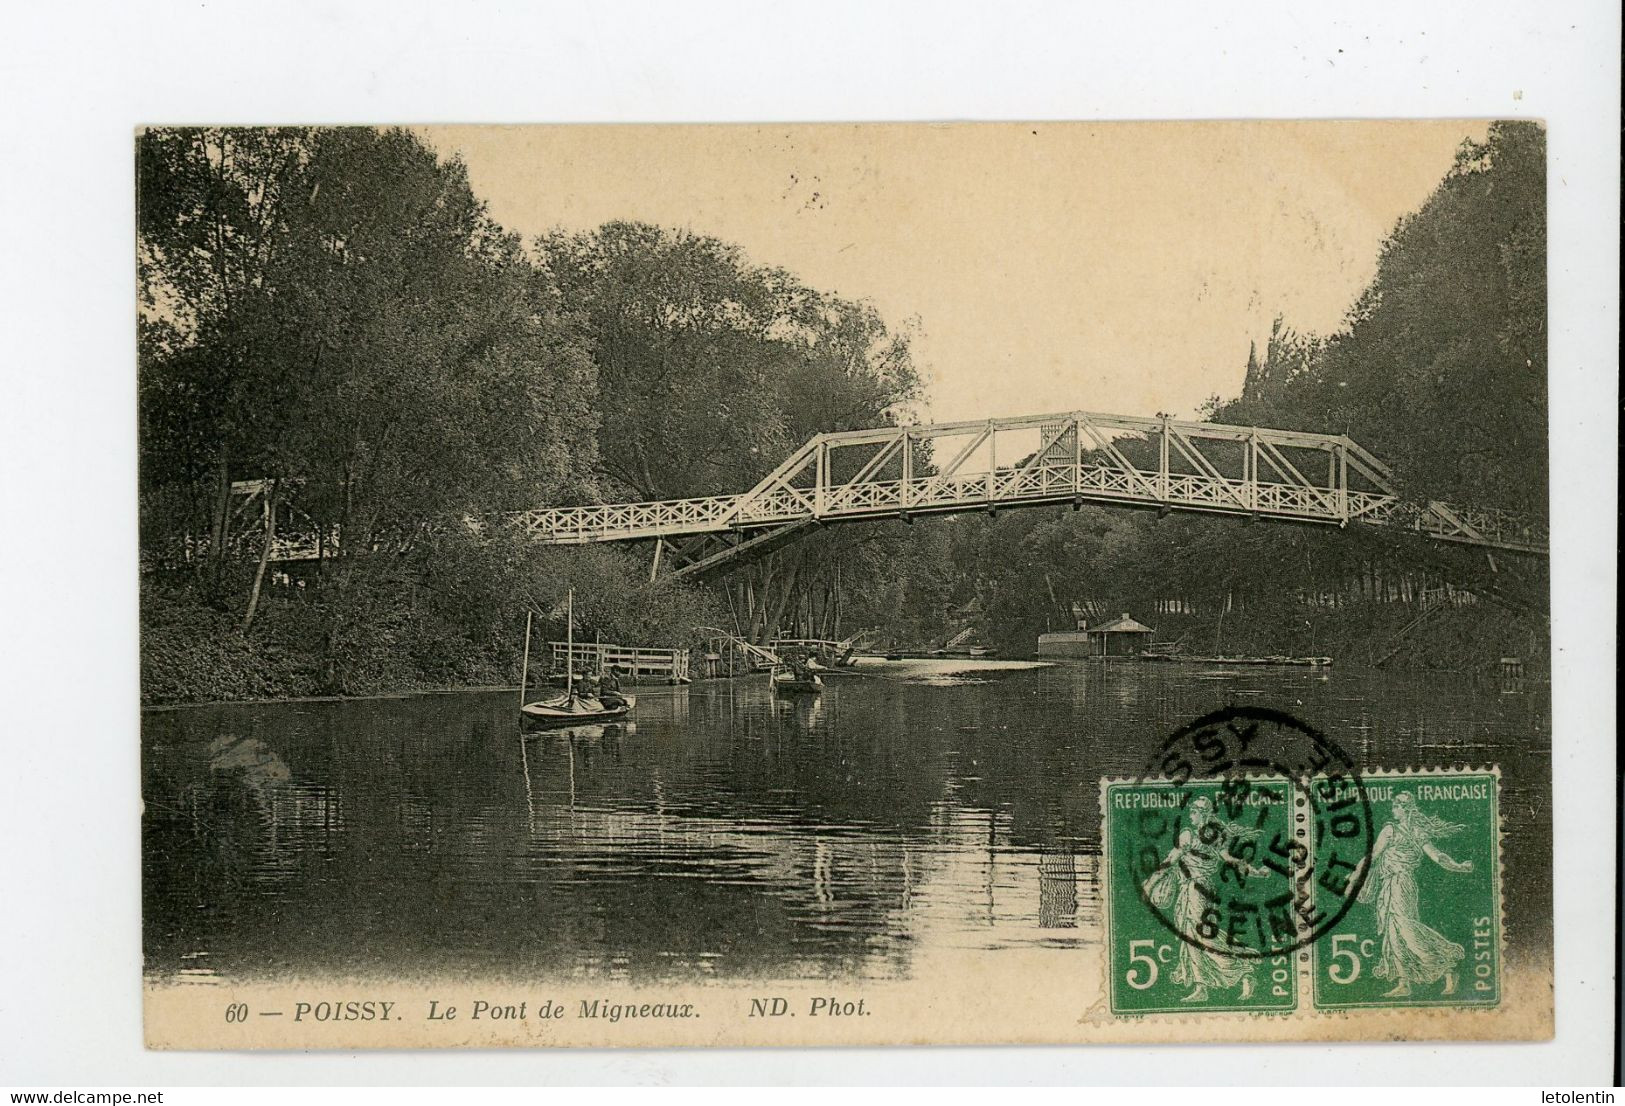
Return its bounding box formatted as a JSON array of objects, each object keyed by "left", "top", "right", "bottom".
[{"left": 598, "top": 666, "right": 629, "bottom": 709}]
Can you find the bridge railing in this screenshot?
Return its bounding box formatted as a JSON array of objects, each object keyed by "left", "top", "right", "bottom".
[
  {"left": 227, "top": 410, "right": 1546, "bottom": 562},
  {"left": 514, "top": 494, "right": 740, "bottom": 544},
  {"left": 505, "top": 411, "right": 1546, "bottom": 557}
]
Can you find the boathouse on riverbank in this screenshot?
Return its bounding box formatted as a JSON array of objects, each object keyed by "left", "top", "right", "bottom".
[{"left": 1037, "top": 613, "right": 1154, "bottom": 658}]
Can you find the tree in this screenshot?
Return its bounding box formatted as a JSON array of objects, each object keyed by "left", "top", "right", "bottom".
[
  {"left": 139, "top": 127, "right": 605, "bottom": 686},
  {"left": 541, "top": 222, "right": 922, "bottom": 502},
  {"left": 140, "top": 126, "right": 599, "bottom": 563},
  {"left": 254, "top": 129, "right": 599, "bottom": 557},
  {"left": 138, "top": 127, "right": 312, "bottom": 565},
  {"left": 543, "top": 222, "right": 926, "bottom": 641},
  {"left": 942, "top": 122, "right": 1549, "bottom": 662},
  {"left": 1209, "top": 122, "right": 1547, "bottom": 517}
]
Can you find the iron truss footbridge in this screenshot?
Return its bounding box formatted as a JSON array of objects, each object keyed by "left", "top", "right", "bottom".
[{"left": 506, "top": 411, "right": 1546, "bottom": 579}]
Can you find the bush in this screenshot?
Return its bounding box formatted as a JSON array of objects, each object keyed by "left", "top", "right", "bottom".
[{"left": 140, "top": 589, "right": 319, "bottom": 703}]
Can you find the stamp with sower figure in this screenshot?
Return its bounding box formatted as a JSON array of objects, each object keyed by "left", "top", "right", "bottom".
[
  {"left": 1310, "top": 769, "right": 1501, "bottom": 1009},
  {"left": 1103, "top": 774, "right": 1302, "bottom": 1015},
  {"left": 1101, "top": 707, "right": 1503, "bottom": 1016}
]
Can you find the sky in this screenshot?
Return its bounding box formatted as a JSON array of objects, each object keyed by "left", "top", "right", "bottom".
[{"left": 421, "top": 121, "right": 1485, "bottom": 424}]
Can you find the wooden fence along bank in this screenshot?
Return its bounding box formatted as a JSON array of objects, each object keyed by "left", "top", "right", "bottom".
[{"left": 548, "top": 641, "right": 691, "bottom": 683}]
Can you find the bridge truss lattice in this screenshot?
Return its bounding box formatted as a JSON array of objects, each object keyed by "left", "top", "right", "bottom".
[{"left": 507, "top": 411, "right": 1545, "bottom": 577}]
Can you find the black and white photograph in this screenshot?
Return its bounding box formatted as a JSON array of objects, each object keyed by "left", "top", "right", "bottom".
[{"left": 135, "top": 120, "right": 1555, "bottom": 1047}]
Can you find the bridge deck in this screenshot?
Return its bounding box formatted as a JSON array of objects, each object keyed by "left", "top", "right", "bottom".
[
  {"left": 509, "top": 411, "right": 1546, "bottom": 557},
  {"left": 235, "top": 410, "right": 1545, "bottom": 563}
]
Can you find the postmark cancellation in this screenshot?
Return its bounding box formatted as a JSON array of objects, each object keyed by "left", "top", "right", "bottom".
[{"left": 1101, "top": 763, "right": 1503, "bottom": 1018}]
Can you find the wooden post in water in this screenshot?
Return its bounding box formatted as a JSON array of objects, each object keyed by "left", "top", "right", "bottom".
[{"left": 519, "top": 610, "right": 533, "bottom": 708}]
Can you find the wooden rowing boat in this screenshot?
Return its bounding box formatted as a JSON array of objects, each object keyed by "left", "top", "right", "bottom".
[
  {"left": 521, "top": 588, "right": 638, "bottom": 725},
  {"left": 1138, "top": 652, "right": 1333, "bottom": 667},
  {"left": 771, "top": 670, "right": 824, "bottom": 695},
  {"left": 521, "top": 691, "right": 637, "bottom": 726}
]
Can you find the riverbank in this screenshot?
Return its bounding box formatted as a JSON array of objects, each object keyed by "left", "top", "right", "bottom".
[
  {"left": 140, "top": 636, "right": 1546, "bottom": 712},
  {"left": 1045, "top": 600, "right": 1549, "bottom": 677},
  {"left": 144, "top": 574, "right": 1547, "bottom": 707},
  {"left": 141, "top": 679, "right": 704, "bottom": 712},
  {"left": 141, "top": 684, "right": 521, "bottom": 712},
  {"left": 139, "top": 544, "right": 720, "bottom": 706},
  {"left": 140, "top": 592, "right": 511, "bottom": 706}
]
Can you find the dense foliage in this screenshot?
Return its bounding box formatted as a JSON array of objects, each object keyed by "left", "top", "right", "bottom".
[
  {"left": 139, "top": 129, "right": 921, "bottom": 701},
  {"left": 140, "top": 128, "right": 652, "bottom": 699},
  {"left": 1209, "top": 122, "right": 1547, "bottom": 518}
]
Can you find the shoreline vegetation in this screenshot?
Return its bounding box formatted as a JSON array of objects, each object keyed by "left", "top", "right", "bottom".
[
  {"left": 139, "top": 124, "right": 1548, "bottom": 707},
  {"left": 142, "top": 642, "right": 1550, "bottom": 714},
  {"left": 141, "top": 597, "right": 1546, "bottom": 708}
]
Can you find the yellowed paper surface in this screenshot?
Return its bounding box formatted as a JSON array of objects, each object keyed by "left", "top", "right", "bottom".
[{"left": 139, "top": 121, "right": 1551, "bottom": 1049}]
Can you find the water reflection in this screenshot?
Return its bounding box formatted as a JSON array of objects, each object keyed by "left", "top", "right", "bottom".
[{"left": 143, "top": 662, "right": 1548, "bottom": 984}]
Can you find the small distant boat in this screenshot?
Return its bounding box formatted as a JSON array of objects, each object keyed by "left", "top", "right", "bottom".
[
  {"left": 520, "top": 589, "right": 637, "bottom": 726},
  {"left": 808, "top": 660, "right": 867, "bottom": 679},
  {"left": 1140, "top": 652, "right": 1332, "bottom": 668},
  {"left": 771, "top": 669, "right": 824, "bottom": 696}
]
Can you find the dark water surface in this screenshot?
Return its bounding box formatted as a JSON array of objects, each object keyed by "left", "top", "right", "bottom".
[{"left": 142, "top": 660, "right": 1550, "bottom": 985}]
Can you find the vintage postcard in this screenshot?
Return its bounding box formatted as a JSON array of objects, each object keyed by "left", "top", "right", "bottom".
[{"left": 137, "top": 120, "right": 1552, "bottom": 1048}]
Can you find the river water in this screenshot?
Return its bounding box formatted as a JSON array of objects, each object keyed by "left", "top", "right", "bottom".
[{"left": 142, "top": 660, "right": 1550, "bottom": 986}]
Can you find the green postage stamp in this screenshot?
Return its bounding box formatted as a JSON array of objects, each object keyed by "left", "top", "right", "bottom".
[
  {"left": 1102, "top": 776, "right": 1301, "bottom": 1015},
  {"left": 1310, "top": 769, "right": 1502, "bottom": 1009},
  {"left": 1102, "top": 767, "right": 1502, "bottom": 1016}
]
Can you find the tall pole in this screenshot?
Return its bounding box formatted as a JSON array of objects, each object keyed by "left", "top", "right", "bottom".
[
  {"left": 565, "top": 589, "right": 575, "bottom": 700},
  {"left": 518, "top": 610, "right": 533, "bottom": 709},
  {"left": 987, "top": 421, "right": 996, "bottom": 500}
]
